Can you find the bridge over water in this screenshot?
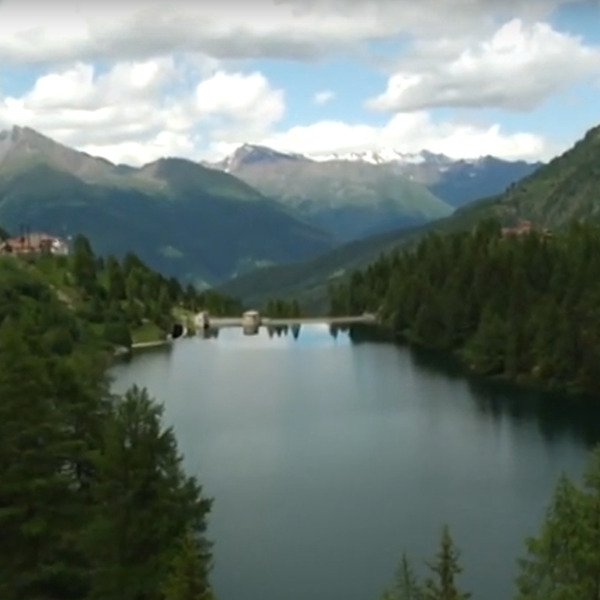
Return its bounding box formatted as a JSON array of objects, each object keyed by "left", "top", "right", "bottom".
[{"left": 203, "top": 314, "right": 377, "bottom": 329}]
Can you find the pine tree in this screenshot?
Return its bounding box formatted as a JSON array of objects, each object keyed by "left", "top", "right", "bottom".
[
  {"left": 163, "top": 530, "right": 214, "bottom": 600},
  {"left": 83, "top": 386, "right": 213, "bottom": 600},
  {"left": 514, "top": 449, "right": 600, "bottom": 599},
  {"left": 72, "top": 234, "right": 97, "bottom": 294},
  {"left": 382, "top": 553, "right": 423, "bottom": 600},
  {"left": 422, "top": 526, "right": 471, "bottom": 600},
  {"left": 0, "top": 320, "right": 81, "bottom": 599}
]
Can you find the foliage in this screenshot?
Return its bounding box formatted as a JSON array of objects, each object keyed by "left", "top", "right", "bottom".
[
  {"left": 263, "top": 297, "right": 302, "bottom": 318},
  {"left": 330, "top": 220, "right": 600, "bottom": 395},
  {"left": 381, "top": 527, "right": 470, "bottom": 600},
  {"left": 0, "top": 259, "right": 214, "bottom": 600},
  {"left": 381, "top": 554, "right": 423, "bottom": 600},
  {"left": 422, "top": 527, "right": 471, "bottom": 600},
  {"left": 5, "top": 233, "right": 242, "bottom": 348},
  {"left": 162, "top": 531, "right": 214, "bottom": 600},
  {"left": 514, "top": 447, "right": 600, "bottom": 600}
]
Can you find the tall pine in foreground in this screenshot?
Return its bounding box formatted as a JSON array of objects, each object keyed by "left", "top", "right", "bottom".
[
  {"left": 83, "top": 386, "right": 213, "bottom": 600},
  {"left": 163, "top": 530, "right": 215, "bottom": 600},
  {"left": 381, "top": 553, "right": 423, "bottom": 600},
  {"left": 381, "top": 527, "right": 470, "bottom": 600},
  {"left": 0, "top": 258, "right": 216, "bottom": 599},
  {"left": 514, "top": 447, "right": 600, "bottom": 599},
  {"left": 422, "top": 526, "right": 471, "bottom": 600}
]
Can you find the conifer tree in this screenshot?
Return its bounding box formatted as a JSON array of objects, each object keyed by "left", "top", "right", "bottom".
[
  {"left": 514, "top": 448, "right": 600, "bottom": 599},
  {"left": 382, "top": 553, "right": 423, "bottom": 600},
  {"left": 422, "top": 526, "right": 471, "bottom": 600},
  {"left": 163, "top": 530, "right": 214, "bottom": 600}
]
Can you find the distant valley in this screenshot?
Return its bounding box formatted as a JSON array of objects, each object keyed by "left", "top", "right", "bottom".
[{"left": 205, "top": 145, "right": 540, "bottom": 242}]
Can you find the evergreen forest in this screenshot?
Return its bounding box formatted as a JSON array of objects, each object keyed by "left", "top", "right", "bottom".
[
  {"left": 0, "top": 254, "right": 214, "bottom": 599},
  {"left": 330, "top": 219, "right": 600, "bottom": 396}
]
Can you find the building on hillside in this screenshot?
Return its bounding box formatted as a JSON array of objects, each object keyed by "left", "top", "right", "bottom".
[
  {"left": 0, "top": 232, "right": 70, "bottom": 256},
  {"left": 501, "top": 219, "right": 533, "bottom": 237},
  {"left": 500, "top": 219, "right": 552, "bottom": 238}
]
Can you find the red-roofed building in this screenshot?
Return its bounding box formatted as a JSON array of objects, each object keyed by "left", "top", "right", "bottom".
[{"left": 0, "top": 232, "right": 69, "bottom": 256}]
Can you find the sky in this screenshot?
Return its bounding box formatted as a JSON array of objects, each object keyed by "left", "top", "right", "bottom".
[{"left": 0, "top": 0, "right": 599, "bottom": 166}]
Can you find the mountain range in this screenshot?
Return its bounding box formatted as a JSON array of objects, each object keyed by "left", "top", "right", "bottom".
[
  {"left": 0, "top": 124, "right": 543, "bottom": 291},
  {"left": 218, "top": 123, "right": 600, "bottom": 310},
  {"left": 205, "top": 145, "right": 540, "bottom": 241},
  {"left": 0, "top": 126, "right": 334, "bottom": 286}
]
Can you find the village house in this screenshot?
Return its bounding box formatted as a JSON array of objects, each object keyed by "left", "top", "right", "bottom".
[
  {"left": 501, "top": 219, "right": 552, "bottom": 238},
  {"left": 0, "top": 231, "right": 70, "bottom": 256}
]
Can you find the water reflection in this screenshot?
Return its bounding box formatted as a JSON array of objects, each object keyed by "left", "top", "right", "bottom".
[
  {"left": 408, "top": 340, "right": 600, "bottom": 449},
  {"left": 338, "top": 326, "right": 600, "bottom": 449},
  {"left": 201, "top": 327, "right": 220, "bottom": 339},
  {"left": 111, "top": 320, "right": 600, "bottom": 600}
]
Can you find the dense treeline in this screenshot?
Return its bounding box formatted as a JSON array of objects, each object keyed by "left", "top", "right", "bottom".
[
  {"left": 330, "top": 219, "right": 600, "bottom": 395},
  {"left": 17, "top": 234, "right": 242, "bottom": 348},
  {"left": 0, "top": 257, "right": 214, "bottom": 600},
  {"left": 381, "top": 447, "right": 600, "bottom": 600},
  {"left": 263, "top": 297, "right": 302, "bottom": 318}
]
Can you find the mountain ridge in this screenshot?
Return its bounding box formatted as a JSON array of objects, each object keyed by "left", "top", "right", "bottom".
[
  {"left": 204, "top": 144, "right": 456, "bottom": 242},
  {"left": 0, "top": 125, "right": 335, "bottom": 286},
  {"left": 206, "top": 143, "right": 542, "bottom": 212},
  {"left": 217, "top": 122, "right": 599, "bottom": 311}
]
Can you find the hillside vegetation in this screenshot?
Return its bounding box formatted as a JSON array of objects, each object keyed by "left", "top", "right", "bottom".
[
  {"left": 0, "top": 238, "right": 215, "bottom": 599},
  {"left": 1, "top": 233, "right": 242, "bottom": 350}
]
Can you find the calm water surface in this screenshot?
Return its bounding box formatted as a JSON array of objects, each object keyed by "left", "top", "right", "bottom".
[{"left": 110, "top": 325, "right": 600, "bottom": 600}]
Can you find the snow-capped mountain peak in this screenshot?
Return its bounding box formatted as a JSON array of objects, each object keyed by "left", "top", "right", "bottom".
[{"left": 308, "top": 148, "right": 454, "bottom": 166}]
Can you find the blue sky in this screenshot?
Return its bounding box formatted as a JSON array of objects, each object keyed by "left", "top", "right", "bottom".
[{"left": 0, "top": 0, "right": 599, "bottom": 165}]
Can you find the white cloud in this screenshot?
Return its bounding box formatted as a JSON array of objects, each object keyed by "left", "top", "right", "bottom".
[
  {"left": 0, "top": 59, "right": 285, "bottom": 165},
  {"left": 1, "top": 10, "right": 588, "bottom": 168},
  {"left": 0, "top": 0, "right": 579, "bottom": 65},
  {"left": 194, "top": 71, "right": 284, "bottom": 128},
  {"left": 313, "top": 90, "right": 335, "bottom": 105},
  {"left": 211, "top": 112, "right": 557, "bottom": 162},
  {"left": 367, "top": 19, "right": 600, "bottom": 112},
  {"left": 0, "top": 54, "right": 562, "bottom": 166}
]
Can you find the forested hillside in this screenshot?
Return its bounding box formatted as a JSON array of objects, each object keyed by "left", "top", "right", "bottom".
[
  {"left": 1, "top": 234, "right": 242, "bottom": 350},
  {"left": 0, "top": 253, "right": 215, "bottom": 599},
  {"left": 330, "top": 220, "right": 600, "bottom": 396}
]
